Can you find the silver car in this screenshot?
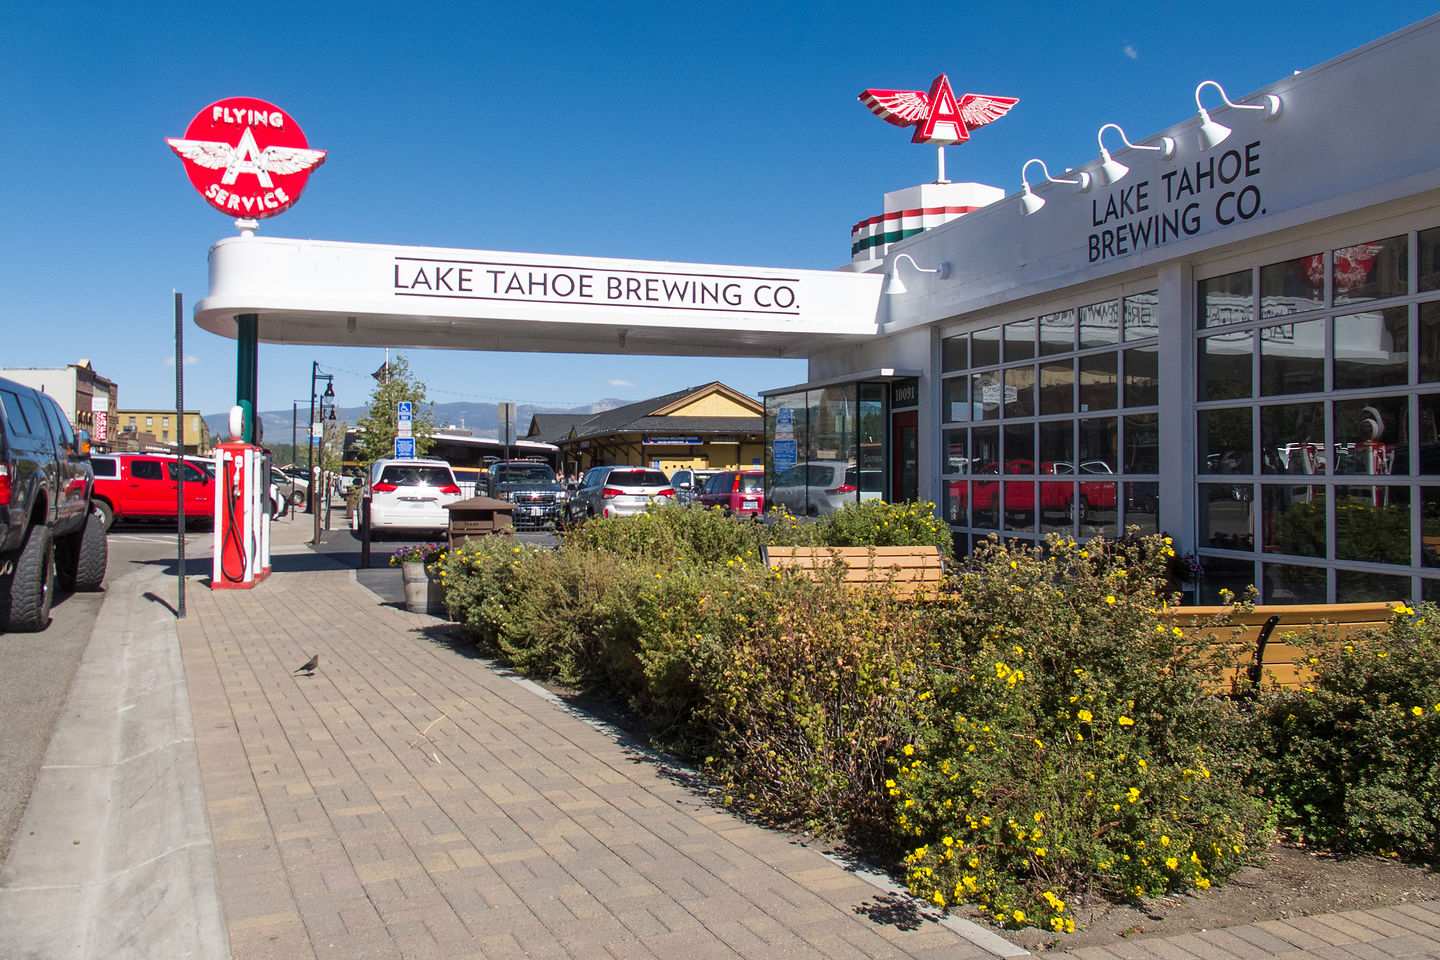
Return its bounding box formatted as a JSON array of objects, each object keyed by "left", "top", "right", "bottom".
[{"left": 568, "top": 466, "right": 675, "bottom": 520}]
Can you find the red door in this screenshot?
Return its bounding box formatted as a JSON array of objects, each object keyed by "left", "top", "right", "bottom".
[{"left": 892, "top": 410, "right": 917, "bottom": 502}]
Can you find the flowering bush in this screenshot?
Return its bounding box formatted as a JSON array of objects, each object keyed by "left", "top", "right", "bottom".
[
  {"left": 1252, "top": 603, "right": 1440, "bottom": 859},
  {"left": 891, "top": 535, "right": 1271, "bottom": 931},
  {"left": 388, "top": 541, "right": 447, "bottom": 566}
]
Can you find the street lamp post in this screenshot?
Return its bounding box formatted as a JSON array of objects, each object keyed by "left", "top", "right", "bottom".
[{"left": 307, "top": 363, "right": 335, "bottom": 514}]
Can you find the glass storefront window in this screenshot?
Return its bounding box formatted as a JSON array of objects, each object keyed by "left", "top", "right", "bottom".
[
  {"left": 1260, "top": 403, "right": 1324, "bottom": 475},
  {"left": 1078, "top": 417, "right": 1117, "bottom": 469},
  {"left": 1199, "top": 331, "right": 1252, "bottom": 400},
  {"left": 942, "top": 377, "right": 969, "bottom": 423},
  {"left": 1005, "top": 318, "right": 1036, "bottom": 362},
  {"left": 1004, "top": 423, "right": 1034, "bottom": 465},
  {"left": 1125, "top": 482, "right": 1159, "bottom": 535},
  {"left": 1039, "top": 309, "right": 1076, "bottom": 355},
  {"left": 972, "top": 372, "right": 1001, "bottom": 420},
  {"left": 1333, "top": 235, "right": 1408, "bottom": 304},
  {"left": 1199, "top": 484, "right": 1255, "bottom": 551},
  {"left": 1123, "top": 345, "right": 1159, "bottom": 407},
  {"left": 1199, "top": 407, "right": 1252, "bottom": 474},
  {"left": 942, "top": 334, "right": 968, "bottom": 373},
  {"left": 1420, "top": 394, "right": 1440, "bottom": 475},
  {"left": 1122, "top": 414, "right": 1158, "bottom": 473},
  {"left": 1123, "top": 291, "right": 1158, "bottom": 340},
  {"left": 1004, "top": 365, "right": 1035, "bottom": 417},
  {"left": 1334, "top": 486, "right": 1410, "bottom": 565},
  {"left": 1420, "top": 301, "right": 1440, "bottom": 381},
  {"left": 1079, "top": 299, "right": 1120, "bottom": 348},
  {"left": 1039, "top": 421, "right": 1073, "bottom": 465},
  {"left": 1004, "top": 480, "right": 1036, "bottom": 532},
  {"left": 1263, "top": 563, "right": 1328, "bottom": 603},
  {"left": 1334, "top": 307, "right": 1408, "bottom": 390},
  {"left": 1420, "top": 226, "right": 1440, "bottom": 293},
  {"left": 1199, "top": 269, "right": 1252, "bottom": 328},
  {"left": 1195, "top": 555, "right": 1256, "bottom": 604},
  {"left": 1337, "top": 570, "right": 1411, "bottom": 603},
  {"left": 1259, "top": 253, "right": 1324, "bottom": 318},
  {"left": 1038, "top": 359, "right": 1074, "bottom": 415},
  {"left": 1262, "top": 485, "right": 1326, "bottom": 556},
  {"left": 1422, "top": 486, "right": 1440, "bottom": 567},
  {"left": 1333, "top": 396, "right": 1406, "bottom": 475},
  {"left": 972, "top": 326, "right": 1001, "bottom": 367},
  {"left": 943, "top": 429, "right": 971, "bottom": 476},
  {"left": 1078, "top": 352, "right": 1118, "bottom": 411},
  {"left": 1260, "top": 318, "right": 1325, "bottom": 395},
  {"left": 972, "top": 426, "right": 1000, "bottom": 470}
]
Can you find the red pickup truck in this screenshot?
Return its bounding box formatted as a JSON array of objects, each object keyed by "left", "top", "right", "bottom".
[{"left": 90, "top": 454, "right": 216, "bottom": 529}]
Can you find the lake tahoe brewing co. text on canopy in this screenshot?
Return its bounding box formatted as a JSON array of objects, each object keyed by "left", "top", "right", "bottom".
[
  {"left": 392, "top": 258, "right": 803, "bottom": 315},
  {"left": 166, "top": 97, "right": 326, "bottom": 218},
  {"left": 1088, "top": 140, "right": 1264, "bottom": 263}
]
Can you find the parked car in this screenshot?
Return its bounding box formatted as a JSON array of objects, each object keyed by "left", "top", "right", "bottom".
[
  {"left": 270, "top": 467, "right": 306, "bottom": 507},
  {"left": 365, "top": 458, "right": 463, "bottom": 538},
  {"left": 694, "top": 469, "right": 765, "bottom": 517},
  {"left": 567, "top": 466, "right": 674, "bottom": 520},
  {"left": 670, "top": 468, "right": 721, "bottom": 507},
  {"left": 767, "top": 460, "right": 881, "bottom": 516},
  {"left": 1, "top": 375, "right": 107, "bottom": 630},
  {"left": 91, "top": 453, "right": 217, "bottom": 529},
  {"left": 958, "top": 460, "right": 1117, "bottom": 522},
  {"left": 485, "top": 459, "right": 568, "bottom": 528}
]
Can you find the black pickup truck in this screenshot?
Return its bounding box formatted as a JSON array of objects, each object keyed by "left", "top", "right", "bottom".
[
  {"left": 0, "top": 375, "right": 107, "bottom": 631},
  {"left": 486, "top": 459, "right": 569, "bottom": 529}
]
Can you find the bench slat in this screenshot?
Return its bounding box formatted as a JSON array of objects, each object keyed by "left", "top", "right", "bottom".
[{"left": 763, "top": 545, "right": 946, "bottom": 599}]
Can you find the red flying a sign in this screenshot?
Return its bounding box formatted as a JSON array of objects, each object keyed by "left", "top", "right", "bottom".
[{"left": 859, "top": 74, "right": 1017, "bottom": 146}]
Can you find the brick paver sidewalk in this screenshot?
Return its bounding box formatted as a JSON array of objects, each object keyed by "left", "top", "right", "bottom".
[{"left": 177, "top": 558, "right": 992, "bottom": 960}]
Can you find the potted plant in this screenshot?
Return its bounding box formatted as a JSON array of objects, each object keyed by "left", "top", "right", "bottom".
[{"left": 390, "top": 542, "right": 447, "bottom": 614}]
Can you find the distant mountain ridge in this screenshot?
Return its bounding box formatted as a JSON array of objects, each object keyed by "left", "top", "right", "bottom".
[{"left": 203, "top": 398, "right": 627, "bottom": 442}]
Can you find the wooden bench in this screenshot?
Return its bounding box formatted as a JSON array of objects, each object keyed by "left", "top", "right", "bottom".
[
  {"left": 761, "top": 545, "right": 946, "bottom": 600},
  {"left": 1157, "top": 601, "right": 1402, "bottom": 695}
]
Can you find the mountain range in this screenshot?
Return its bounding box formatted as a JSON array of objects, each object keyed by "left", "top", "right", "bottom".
[{"left": 203, "top": 398, "right": 628, "bottom": 444}]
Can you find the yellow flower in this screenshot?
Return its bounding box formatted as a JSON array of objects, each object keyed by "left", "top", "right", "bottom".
[
  {"left": 1012, "top": 909, "right": 1026, "bottom": 923},
  {"left": 903, "top": 744, "right": 915, "bottom": 756},
  {"left": 1105, "top": 595, "right": 1116, "bottom": 605},
  {"left": 1077, "top": 709, "right": 1093, "bottom": 722},
  {"left": 1196, "top": 876, "right": 1211, "bottom": 889},
  {"left": 1118, "top": 716, "right": 1134, "bottom": 726},
  {"left": 1165, "top": 857, "right": 1179, "bottom": 870},
  {"left": 1413, "top": 706, "right": 1424, "bottom": 716}
]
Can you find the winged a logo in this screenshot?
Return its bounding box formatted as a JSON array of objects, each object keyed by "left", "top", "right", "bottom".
[
  {"left": 167, "top": 128, "right": 326, "bottom": 188},
  {"left": 859, "top": 74, "right": 1018, "bottom": 146}
]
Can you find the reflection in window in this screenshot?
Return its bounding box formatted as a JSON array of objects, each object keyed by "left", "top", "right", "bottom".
[
  {"left": 1333, "top": 397, "right": 1406, "bottom": 475},
  {"left": 1333, "top": 235, "right": 1408, "bottom": 304},
  {"left": 1262, "top": 485, "right": 1325, "bottom": 556},
  {"left": 1125, "top": 482, "right": 1159, "bottom": 536},
  {"left": 1079, "top": 352, "right": 1118, "bottom": 412},
  {"left": 1004, "top": 365, "right": 1035, "bottom": 417},
  {"left": 1261, "top": 318, "right": 1325, "bottom": 395},
  {"left": 1004, "top": 480, "right": 1035, "bottom": 532},
  {"left": 1260, "top": 253, "right": 1324, "bottom": 317},
  {"left": 972, "top": 373, "right": 1001, "bottom": 420},
  {"left": 1196, "top": 555, "right": 1256, "bottom": 604},
  {"left": 1420, "top": 226, "right": 1440, "bottom": 293},
  {"left": 943, "top": 429, "right": 971, "bottom": 475},
  {"left": 1260, "top": 403, "right": 1324, "bottom": 475},
  {"left": 1200, "top": 483, "right": 1255, "bottom": 551},
  {"left": 1337, "top": 570, "right": 1411, "bottom": 603},
  {"left": 1199, "top": 331, "right": 1252, "bottom": 400},
  {"left": 1420, "top": 394, "right": 1440, "bottom": 474},
  {"left": 1423, "top": 487, "right": 1440, "bottom": 567},
  {"left": 1079, "top": 299, "right": 1120, "bottom": 348},
  {"left": 1421, "top": 301, "right": 1440, "bottom": 382},
  {"left": 1123, "top": 291, "right": 1158, "bottom": 340},
  {"left": 1039, "top": 309, "right": 1076, "bottom": 355},
  {"left": 1004, "top": 423, "right": 1034, "bottom": 465},
  {"left": 972, "top": 326, "right": 1001, "bottom": 367},
  {"left": 1123, "top": 414, "right": 1158, "bottom": 472},
  {"left": 1078, "top": 417, "right": 1117, "bottom": 469},
  {"left": 1263, "top": 563, "right": 1328, "bottom": 603},
  {"left": 1005, "top": 318, "right": 1036, "bottom": 362},
  {"left": 942, "top": 335, "right": 968, "bottom": 372},
  {"left": 942, "top": 377, "right": 969, "bottom": 423},
  {"left": 1124, "top": 345, "right": 1159, "bottom": 406},
  {"left": 1038, "top": 359, "right": 1074, "bottom": 415},
  {"left": 1199, "top": 270, "right": 1251, "bottom": 327},
  {"left": 1334, "top": 307, "right": 1408, "bottom": 390},
  {"left": 1039, "top": 420, "right": 1073, "bottom": 465},
  {"left": 1334, "top": 486, "right": 1410, "bottom": 565},
  {"left": 1199, "top": 407, "right": 1252, "bottom": 474}
]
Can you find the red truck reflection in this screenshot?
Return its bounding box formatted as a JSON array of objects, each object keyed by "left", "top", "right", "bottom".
[{"left": 949, "top": 460, "right": 1117, "bottom": 523}]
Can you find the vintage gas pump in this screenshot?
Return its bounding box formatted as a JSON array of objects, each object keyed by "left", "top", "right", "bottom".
[{"left": 212, "top": 406, "right": 271, "bottom": 588}]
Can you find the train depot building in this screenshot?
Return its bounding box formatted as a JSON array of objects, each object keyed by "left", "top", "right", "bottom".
[{"left": 197, "top": 16, "right": 1440, "bottom": 604}]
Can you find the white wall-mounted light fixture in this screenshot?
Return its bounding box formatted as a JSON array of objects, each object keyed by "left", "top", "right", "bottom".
[
  {"left": 1195, "top": 80, "right": 1282, "bottom": 151},
  {"left": 1018, "top": 158, "right": 1091, "bottom": 215},
  {"left": 884, "top": 253, "right": 951, "bottom": 296},
  {"left": 1096, "top": 122, "right": 1176, "bottom": 185}
]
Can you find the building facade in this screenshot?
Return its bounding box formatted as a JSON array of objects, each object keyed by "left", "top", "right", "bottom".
[
  {"left": 114, "top": 409, "right": 209, "bottom": 454},
  {"left": 773, "top": 16, "right": 1440, "bottom": 604},
  {"left": 0, "top": 361, "right": 116, "bottom": 445}
]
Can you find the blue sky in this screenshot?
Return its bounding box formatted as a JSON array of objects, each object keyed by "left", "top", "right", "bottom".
[{"left": 3, "top": 2, "right": 1435, "bottom": 420}]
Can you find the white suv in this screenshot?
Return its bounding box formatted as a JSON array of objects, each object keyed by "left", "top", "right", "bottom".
[{"left": 365, "top": 458, "right": 463, "bottom": 538}]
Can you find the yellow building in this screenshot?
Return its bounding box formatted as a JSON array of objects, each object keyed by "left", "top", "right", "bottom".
[
  {"left": 115, "top": 409, "right": 210, "bottom": 454},
  {"left": 528, "top": 382, "right": 764, "bottom": 476}
]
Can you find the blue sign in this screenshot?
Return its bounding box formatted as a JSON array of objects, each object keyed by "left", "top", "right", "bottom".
[
  {"left": 397, "top": 401, "right": 412, "bottom": 419},
  {"left": 394, "top": 436, "right": 415, "bottom": 458},
  {"left": 773, "top": 439, "right": 797, "bottom": 471}
]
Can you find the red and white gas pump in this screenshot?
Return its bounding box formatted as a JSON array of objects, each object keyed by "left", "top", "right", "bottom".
[{"left": 212, "top": 406, "right": 271, "bottom": 588}]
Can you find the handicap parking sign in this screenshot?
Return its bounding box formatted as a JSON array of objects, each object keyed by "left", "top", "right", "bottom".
[{"left": 394, "top": 436, "right": 415, "bottom": 458}]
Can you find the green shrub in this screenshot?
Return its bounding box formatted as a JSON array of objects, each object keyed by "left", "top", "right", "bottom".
[
  {"left": 892, "top": 535, "right": 1272, "bottom": 931},
  {"left": 1252, "top": 603, "right": 1440, "bottom": 859},
  {"left": 811, "top": 499, "right": 953, "bottom": 559},
  {"left": 563, "top": 503, "right": 769, "bottom": 566}
]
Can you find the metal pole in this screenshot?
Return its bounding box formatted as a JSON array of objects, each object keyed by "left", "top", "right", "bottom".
[
  {"left": 307, "top": 361, "right": 317, "bottom": 514},
  {"left": 175, "top": 291, "right": 186, "bottom": 618},
  {"left": 292, "top": 401, "right": 297, "bottom": 462}
]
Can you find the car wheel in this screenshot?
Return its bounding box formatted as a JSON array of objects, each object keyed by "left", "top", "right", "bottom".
[
  {"left": 94, "top": 498, "right": 114, "bottom": 531},
  {"left": 1068, "top": 496, "right": 1090, "bottom": 525},
  {"left": 289, "top": 489, "right": 306, "bottom": 507},
  {"left": 3, "top": 525, "right": 56, "bottom": 632},
  {"left": 57, "top": 507, "right": 108, "bottom": 592}
]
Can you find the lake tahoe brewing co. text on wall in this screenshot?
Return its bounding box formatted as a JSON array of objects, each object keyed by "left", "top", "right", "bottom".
[
  {"left": 166, "top": 97, "right": 326, "bottom": 218},
  {"left": 1088, "top": 140, "right": 1265, "bottom": 263}
]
